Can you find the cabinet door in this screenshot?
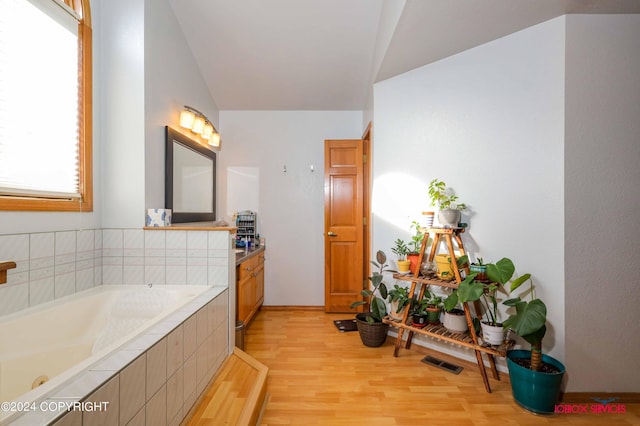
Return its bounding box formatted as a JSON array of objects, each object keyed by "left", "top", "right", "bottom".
[
  {"left": 237, "top": 274, "right": 254, "bottom": 324},
  {"left": 254, "top": 260, "right": 264, "bottom": 308}
]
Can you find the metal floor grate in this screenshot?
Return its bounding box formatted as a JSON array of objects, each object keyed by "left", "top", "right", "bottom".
[{"left": 421, "top": 355, "right": 463, "bottom": 375}]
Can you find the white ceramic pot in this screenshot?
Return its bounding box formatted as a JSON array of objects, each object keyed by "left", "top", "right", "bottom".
[
  {"left": 389, "top": 300, "right": 406, "bottom": 321},
  {"left": 443, "top": 309, "right": 468, "bottom": 333},
  {"left": 438, "top": 209, "right": 461, "bottom": 228},
  {"left": 481, "top": 322, "right": 505, "bottom": 345}
]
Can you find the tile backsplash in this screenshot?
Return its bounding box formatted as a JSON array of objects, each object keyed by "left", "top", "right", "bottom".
[{"left": 0, "top": 228, "right": 231, "bottom": 317}]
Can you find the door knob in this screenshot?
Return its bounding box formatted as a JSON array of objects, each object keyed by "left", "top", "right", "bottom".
[{"left": 327, "top": 231, "right": 337, "bottom": 237}]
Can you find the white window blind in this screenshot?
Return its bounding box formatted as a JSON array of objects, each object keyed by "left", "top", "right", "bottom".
[{"left": 0, "top": 0, "right": 80, "bottom": 199}]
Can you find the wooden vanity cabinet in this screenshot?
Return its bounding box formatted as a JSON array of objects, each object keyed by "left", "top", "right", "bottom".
[{"left": 236, "top": 250, "right": 265, "bottom": 326}]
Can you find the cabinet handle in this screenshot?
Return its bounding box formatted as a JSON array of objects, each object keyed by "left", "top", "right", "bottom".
[{"left": 327, "top": 231, "right": 337, "bottom": 237}]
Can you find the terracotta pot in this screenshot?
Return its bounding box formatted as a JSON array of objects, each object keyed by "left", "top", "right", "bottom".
[{"left": 407, "top": 253, "right": 420, "bottom": 274}]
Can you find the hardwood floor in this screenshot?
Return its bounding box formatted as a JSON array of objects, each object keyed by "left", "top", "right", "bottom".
[{"left": 243, "top": 309, "right": 640, "bottom": 425}]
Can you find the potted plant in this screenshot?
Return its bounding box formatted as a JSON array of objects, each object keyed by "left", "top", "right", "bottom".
[
  {"left": 407, "top": 221, "right": 427, "bottom": 274},
  {"left": 425, "top": 292, "right": 443, "bottom": 325},
  {"left": 349, "top": 250, "right": 392, "bottom": 347},
  {"left": 444, "top": 257, "right": 515, "bottom": 345},
  {"left": 442, "top": 291, "right": 468, "bottom": 334},
  {"left": 387, "top": 284, "right": 411, "bottom": 321},
  {"left": 503, "top": 272, "right": 566, "bottom": 414},
  {"left": 410, "top": 294, "right": 430, "bottom": 328},
  {"left": 428, "top": 178, "right": 467, "bottom": 228},
  {"left": 469, "top": 257, "right": 488, "bottom": 281},
  {"left": 391, "top": 238, "right": 411, "bottom": 273}
]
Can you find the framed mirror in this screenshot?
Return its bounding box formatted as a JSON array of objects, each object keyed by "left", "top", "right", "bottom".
[{"left": 165, "top": 126, "right": 216, "bottom": 223}]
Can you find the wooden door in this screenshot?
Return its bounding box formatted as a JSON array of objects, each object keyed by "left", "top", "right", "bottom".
[{"left": 324, "top": 139, "right": 364, "bottom": 312}]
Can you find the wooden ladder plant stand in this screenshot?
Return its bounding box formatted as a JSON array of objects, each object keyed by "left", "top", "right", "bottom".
[{"left": 383, "top": 227, "right": 514, "bottom": 393}]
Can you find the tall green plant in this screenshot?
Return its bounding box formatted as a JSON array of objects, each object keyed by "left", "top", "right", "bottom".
[
  {"left": 350, "top": 250, "right": 392, "bottom": 323},
  {"left": 503, "top": 273, "right": 547, "bottom": 372}
]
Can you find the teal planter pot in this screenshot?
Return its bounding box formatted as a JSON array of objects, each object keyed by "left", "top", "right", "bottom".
[{"left": 506, "top": 349, "right": 566, "bottom": 414}]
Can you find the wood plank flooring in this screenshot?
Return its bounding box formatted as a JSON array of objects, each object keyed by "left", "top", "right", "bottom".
[{"left": 242, "top": 309, "right": 640, "bottom": 425}]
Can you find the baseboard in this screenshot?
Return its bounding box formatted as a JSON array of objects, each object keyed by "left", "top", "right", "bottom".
[
  {"left": 261, "top": 305, "right": 324, "bottom": 311},
  {"left": 561, "top": 392, "right": 640, "bottom": 404}
]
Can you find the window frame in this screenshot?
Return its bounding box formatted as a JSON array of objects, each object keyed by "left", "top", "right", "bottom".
[{"left": 0, "top": 0, "right": 92, "bottom": 212}]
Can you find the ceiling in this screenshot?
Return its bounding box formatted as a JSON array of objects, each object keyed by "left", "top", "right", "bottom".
[{"left": 169, "top": 0, "right": 640, "bottom": 111}]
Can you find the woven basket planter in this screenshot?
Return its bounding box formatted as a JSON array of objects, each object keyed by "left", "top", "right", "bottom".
[{"left": 355, "top": 313, "right": 389, "bottom": 347}]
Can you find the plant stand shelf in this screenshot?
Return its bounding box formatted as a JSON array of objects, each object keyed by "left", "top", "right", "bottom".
[{"left": 386, "top": 227, "right": 513, "bottom": 393}]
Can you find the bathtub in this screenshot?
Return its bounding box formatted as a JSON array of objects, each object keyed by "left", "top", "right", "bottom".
[{"left": 0, "top": 284, "right": 229, "bottom": 425}]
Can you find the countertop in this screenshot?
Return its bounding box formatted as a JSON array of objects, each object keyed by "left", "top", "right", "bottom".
[{"left": 235, "top": 245, "right": 265, "bottom": 265}]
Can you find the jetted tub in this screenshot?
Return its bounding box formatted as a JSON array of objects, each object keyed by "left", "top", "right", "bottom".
[{"left": 0, "top": 284, "right": 229, "bottom": 425}]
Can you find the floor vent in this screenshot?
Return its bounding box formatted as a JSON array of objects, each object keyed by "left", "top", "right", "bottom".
[{"left": 421, "top": 355, "right": 463, "bottom": 375}]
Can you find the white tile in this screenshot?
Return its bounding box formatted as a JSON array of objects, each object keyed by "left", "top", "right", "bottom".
[
  {"left": 94, "top": 229, "right": 103, "bottom": 250},
  {"left": 123, "top": 229, "right": 144, "bottom": 249},
  {"left": 30, "top": 232, "right": 55, "bottom": 269},
  {"left": 144, "top": 264, "right": 165, "bottom": 285},
  {"left": 90, "top": 349, "right": 142, "bottom": 372},
  {"left": 166, "top": 231, "right": 187, "bottom": 253},
  {"left": 207, "top": 231, "right": 230, "bottom": 250},
  {"left": 55, "top": 231, "right": 77, "bottom": 265},
  {"left": 6, "top": 271, "right": 28, "bottom": 286},
  {"left": 166, "top": 265, "right": 186, "bottom": 285},
  {"left": 0, "top": 283, "right": 29, "bottom": 315},
  {"left": 187, "top": 231, "right": 207, "bottom": 249},
  {"left": 51, "top": 370, "right": 114, "bottom": 399},
  {"left": 145, "top": 230, "right": 165, "bottom": 250},
  {"left": 102, "top": 265, "right": 123, "bottom": 285},
  {"left": 0, "top": 234, "right": 29, "bottom": 273},
  {"left": 207, "top": 265, "right": 228, "bottom": 286},
  {"left": 29, "top": 276, "right": 54, "bottom": 306},
  {"left": 186, "top": 265, "right": 207, "bottom": 285},
  {"left": 54, "top": 270, "right": 75, "bottom": 299},
  {"left": 207, "top": 249, "right": 228, "bottom": 259},
  {"left": 76, "top": 267, "right": 94, "bottom": 292},
  {"left": 102, "top": 229, "right": 123, "bottom": 250},
  {"left": 119, "top": 354, "right": 146, "bottom": 425},
  {"left": 146, "top": 339, "right": 167, "bottom": 401},
  {"left": 123, "top": 265, "right": 144, "bottom": 285},
  {"left": 77, "top": 229, "right": 95, "bottom": 252}
]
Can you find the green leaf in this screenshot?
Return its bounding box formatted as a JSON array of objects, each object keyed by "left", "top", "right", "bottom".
[
  {"left": 486, "top": 258, "right": 515, "bottom": 284},
  {"left": 350, "top": 301, "right": 365, "bottom": 308},
  {"left": 522, "top": 324, "right": 546, "bottom": 348},
  {"left": 360, "top": 289, "right": 372, "bottom": 297},
  {"left": 371, "top": 298, "right": 387, "bottom": 321},
  {"left": 510, "top": 273, "right": 531, "bottom": 292},
  {"left": 456, "top": 255, "right": 469, "bottom": 267},
  {"left": 503, "top": 297, "right": 521, "bottom": 307},
  {"left": 503, "top": 299, "right": 547, "bottom": 338},
  {"left": 457, "top": 273, "right": 483, "bottom": 303},
  {"left": 379, "top": 283, "right": 388, "bottom": 299},
  {"left": 443, "top": 292, "right": 459, "bottom": 312},
  {"left": 376, "top": 250, "right": 386, "bottom": 265}
]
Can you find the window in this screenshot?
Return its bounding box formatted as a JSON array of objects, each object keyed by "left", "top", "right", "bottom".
[{"left": 0, "top": 0, "right": 92, "bottom": 211}]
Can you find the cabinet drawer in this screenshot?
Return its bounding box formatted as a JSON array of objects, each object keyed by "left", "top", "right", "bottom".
[{"left": 238, "top": 255, "right": 259, "bottom": 281}]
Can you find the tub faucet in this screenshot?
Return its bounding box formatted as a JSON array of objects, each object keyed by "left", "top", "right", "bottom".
[{"left": 0, "top": 261, "right": 17, "bottom": 285}]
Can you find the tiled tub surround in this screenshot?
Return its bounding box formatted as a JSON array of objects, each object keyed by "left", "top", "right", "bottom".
[
  {"left": 0, "top": 229, "right": 232, "bottom": 316},
  {"left": 5, "top": 286, "right": 229, "bottom": 426}
]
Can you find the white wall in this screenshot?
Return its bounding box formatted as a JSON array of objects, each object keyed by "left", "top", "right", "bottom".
[
  {"left": 564, "top": 14, "right": 640, "bottom": 392},
  {"left": 98, "top": 0, "right": 146, "bottom": 228},
  {"left": 145, "top": 0, "right": 220, "bottom": 213},
  {"left": 219, "top": 111, "right": 362, "bottom": 306},
  {"left": 373, "top": 18, "right": 566, "bottom": 364}
]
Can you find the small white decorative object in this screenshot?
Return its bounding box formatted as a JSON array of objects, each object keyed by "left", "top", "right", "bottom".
[{"left": 146, "top": 209, "right": 172, "bottom": 227}]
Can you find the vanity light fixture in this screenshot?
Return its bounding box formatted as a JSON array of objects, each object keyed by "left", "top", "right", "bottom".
[{"left": 179, "top": 105, "right": 220, "bottom": 148}]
